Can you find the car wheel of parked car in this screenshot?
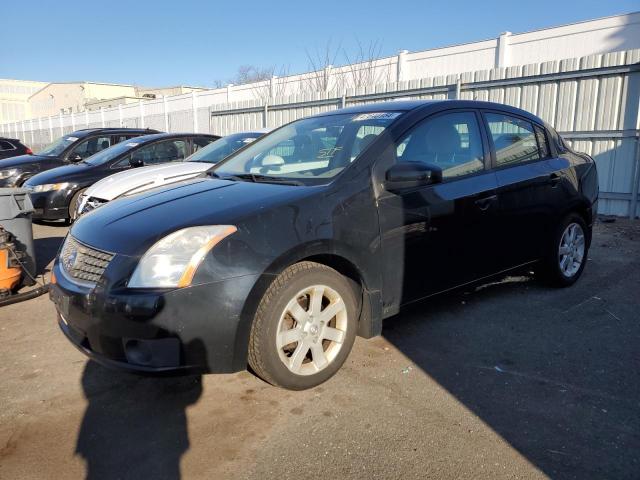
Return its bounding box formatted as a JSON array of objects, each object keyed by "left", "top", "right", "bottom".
[
  {"left": 248, "top": 261, "right": 358, "bottom": 390},
  {"left": 68, "top": 189, "right": 86, "bottom": 223},
  {"left": 539, "top": 213, "right": 589, "bottom": 287}
]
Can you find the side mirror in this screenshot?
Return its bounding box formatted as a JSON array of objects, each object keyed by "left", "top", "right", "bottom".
[
  {"left": 69, "top": 153, "right": 83, "bottom": 162},
  {"left": 384, "top": 162, "right": 442, "bottom": 192},
  {"left": 129, "top": 156, "right": 144, "bottom": 168}
]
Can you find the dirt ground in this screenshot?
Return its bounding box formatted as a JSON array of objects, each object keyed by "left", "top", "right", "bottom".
[{"left": 1, "top": 219, "right": 638, "bottom": 479}]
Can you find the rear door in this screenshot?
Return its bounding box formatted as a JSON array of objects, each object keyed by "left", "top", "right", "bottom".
[
  {"left": 482, "top": 111, "right": 557, "bottom": 269},
  {"left": 377, "top": 109, "right": 500, "bottom": 308}
]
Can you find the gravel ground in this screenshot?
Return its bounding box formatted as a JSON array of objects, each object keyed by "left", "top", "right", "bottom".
[{"left": 1, "top": 219, "right": 638, "bottom": 480}]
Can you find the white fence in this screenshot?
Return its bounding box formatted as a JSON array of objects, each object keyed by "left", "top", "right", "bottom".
[{"left": 1, "top": 49, "right": 639, "bottom": 218}]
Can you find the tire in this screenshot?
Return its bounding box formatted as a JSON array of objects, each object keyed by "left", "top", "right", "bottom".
[
  {"left": 538, "top": 212, "right": 589, "bottom": 287},
  {"left": 68, "top": 188, "right": 86, "bottom": 223},
  {"left": 248, "top": 261, "right": 359, "bottom": 390}
]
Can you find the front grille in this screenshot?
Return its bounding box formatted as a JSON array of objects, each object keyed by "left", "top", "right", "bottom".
[
  {"left": 60, "top": 235, "right": 114, "bottom": 284},
  {"left": 80, "top": 196, "right": 107, "bottom": 215}
]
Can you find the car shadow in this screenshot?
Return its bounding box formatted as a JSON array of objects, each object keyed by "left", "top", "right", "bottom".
[
  {"left": 382, "top": 265, "right": 640, "bottom": 479},
  {"left": 34, "top": 236, "right": 65, "bottom": 275},
  {"left": 76, "top": 360, "right": 202, "bottom": 480}
]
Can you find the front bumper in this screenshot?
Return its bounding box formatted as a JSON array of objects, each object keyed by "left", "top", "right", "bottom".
[
  {"left": 50, "top": 260, "right": 260, "bottom": 374},
  {"left": 29, "top": 189, "right": 74, "bottom": 220}
]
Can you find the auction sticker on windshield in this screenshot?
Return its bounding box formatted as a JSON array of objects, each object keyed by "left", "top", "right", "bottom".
[{"left": 353, "top": 112, "right": 401, "bottom": 121}]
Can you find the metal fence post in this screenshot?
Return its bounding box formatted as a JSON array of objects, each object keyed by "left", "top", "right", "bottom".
[
  {"left": 21, "top": 120, "right": 26, "bottom": 141},
  {"left": 85, "top": 109, "right": 89, "bottom": 128},
  {"left": 70, "top": 111, "right": 75, "bottom": 131},
  {"left": 192, "top": 91, "right": 198, "bottom": 133},
  {"left": 48, "top": 116, "right": 53, "bottom": 141},
  {"left": 263, "top": 103, "right": 268, "bottom": 129},
  {"left": 30, "top": 119, "right": 35, "bottom": 146},
  {"left": 139, "top": 100, "right": 145, "bottom": 129},
  {"left": 100, "top": 107, "right": 105, "bottom": 127},
  {"left": 118, "top": 104, "right": 123, "bottom": 127},
  {"left": 455, "top": 75, "right": 462, "bottom": 99},
  {"left": 630, "top": 135, "right": 640, "bottom": 219},
  {"left": 397, "top": 50, "right": 408, "bottom": 83},
  {"left": 163, "top": 96, "right": 169, "bottom": 132},
  {"left": 497, "top": 31, "right": 512, "bottom": 68}
]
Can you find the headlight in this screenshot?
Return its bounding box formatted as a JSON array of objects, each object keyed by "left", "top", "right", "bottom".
[
  {"left": 0, "top": 169, "right": 17, "bottom": 179},
  {"left": 128, "top": 225, "right": 237, "bottom": 288},
  {"left": 30, "top": 182, "right": 70, "bottom": 193}
]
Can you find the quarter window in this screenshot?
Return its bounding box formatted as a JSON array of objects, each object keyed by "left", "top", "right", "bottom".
[
  {"left": 0, "top": 140, "right": 15, "bottom": 151},
  {"left": 396, "top": 112, "right": 485, "bottom": 180},
  {"left": 486, "top": 113, "right": 540, "bottom": 166},
  {"left": 193, "top": 137, "right": 214, "bottom": 152}
]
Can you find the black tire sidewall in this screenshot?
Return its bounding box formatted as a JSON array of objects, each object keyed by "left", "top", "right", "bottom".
[{"left": 255, "top": 267, "right": 358, "bottom": 390}]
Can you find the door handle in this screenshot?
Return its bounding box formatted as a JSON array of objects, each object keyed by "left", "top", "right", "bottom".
[
  {"left": 474, "top": 194, "right": 497, "bottom": 211},
  {"left": 549, "top": 173, "right": 561, "bottom": 187}
]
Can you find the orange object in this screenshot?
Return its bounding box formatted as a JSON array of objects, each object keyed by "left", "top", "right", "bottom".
[{"left": 0, "top": 248, "right": 21, "bottom": 291}]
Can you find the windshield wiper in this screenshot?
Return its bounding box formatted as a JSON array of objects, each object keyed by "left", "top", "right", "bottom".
[{"left": 209, "top": 172, "right": 304, "bottom": 186}]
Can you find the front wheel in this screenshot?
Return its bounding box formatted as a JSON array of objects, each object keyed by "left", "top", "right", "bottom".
[
  {"left": 248, "top": 261, "right": 358, "bottom": 390},
  {"left": 68, "top": 188, "right": 86, "bottom": 223},
  {"left": 538, "top": 213, "right": 589, "bottom": 287}
]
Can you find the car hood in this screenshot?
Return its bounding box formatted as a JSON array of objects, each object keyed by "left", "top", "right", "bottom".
[
  {"left": 85, "top": 162, "right": 211, "bottom": 201},
  {"left": 0, "top": 154, "right": 55, "bottom": 169},
  {"left": 24, "top": 162, "right": 94, "bottom": 186},
  {"left": 71, "top": 177, "right": 316, "bottom": 256}
]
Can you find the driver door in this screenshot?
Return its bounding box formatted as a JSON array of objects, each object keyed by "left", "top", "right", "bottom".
[{"left": 376, "top": 110, "right": 499, "bottom": 309}]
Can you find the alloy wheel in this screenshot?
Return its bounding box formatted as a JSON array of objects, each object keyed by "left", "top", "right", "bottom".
[
  {"left": 558, "top": 222, "right": 585, "bottom": 278},
  {"left": 276, "top": 284, "right": 348, "bottom": 376}
]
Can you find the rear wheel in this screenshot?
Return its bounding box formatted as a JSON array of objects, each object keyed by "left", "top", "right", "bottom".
[
  {"left": 538, "top": 213, "right": 588, "bottom": 287},
  {"left": 248, "top": 261, "right": 358, "bottom": 390}
]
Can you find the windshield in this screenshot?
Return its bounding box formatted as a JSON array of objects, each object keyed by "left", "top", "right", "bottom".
[
  {"left": 83, "top": 140, "right": 143, "bottom": 166},
  {"left": 213, "top": 112, "right": 400, "bottom": 185},
  {"left": 37, "top": 135, "right": 79, "bottom": 157},
  {"left": 188, "top": 132, "right": 263, "bottom": 164}
]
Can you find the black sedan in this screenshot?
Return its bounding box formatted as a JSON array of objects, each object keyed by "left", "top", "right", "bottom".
[
  {"left": 0, "top": 127, "right": 158, "bottom": 187},
  {"left": 50, "top": 100, "right": 598, "bottom": 390},
  {"left": 25, "top": 133, "right": 218, "bottom": 221}
]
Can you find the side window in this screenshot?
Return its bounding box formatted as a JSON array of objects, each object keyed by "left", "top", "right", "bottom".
[
  {"left": 193, "top": 137, "right": 214, "bottom": 152},
  {"left": 69, "top": 136, "right": 111, "bottom": 159},
  {"left": 0, "top": 140, "right": 15, "bottom": 151},
  {"left": 486, "top": 113, "right": 540, "bottom": 166},
  {"left": 111, "top": 155, "right": 131, "bottom": 169},
  {"left": 396, "top": 111, "right": 485, "bottom": 180},
  {"left": 350, "top": 125, "right": 385, "bottom": 161},
  {"left": 131, "top": 140, "right": 187, "bottom": 166}
]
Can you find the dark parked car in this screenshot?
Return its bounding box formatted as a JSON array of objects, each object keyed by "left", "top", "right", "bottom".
[
  {"left": 25, "top": 133, "right": 219, "bottom": 222},
  {"left": 50, "top": 100, "right": 598, "bottom": 390},
  {"left": 0, "top": 137, "right": 32, "bottom": 160},
  {"left": 0, "top": 128, "right": 158, "bottom": 188}
]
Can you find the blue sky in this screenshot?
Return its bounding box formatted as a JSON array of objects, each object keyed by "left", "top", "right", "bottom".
[{"left": 1, "top": 0, "right": 637, "bottom": 87}]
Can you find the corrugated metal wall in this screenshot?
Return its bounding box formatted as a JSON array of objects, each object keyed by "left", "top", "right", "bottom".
[{"left": 1, "top": 49, "right": 639, "bottom": 217}]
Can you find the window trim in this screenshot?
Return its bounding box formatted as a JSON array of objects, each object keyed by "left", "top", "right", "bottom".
[
  {"left": 480, "top": 109, "right": 548, "bottom": 170},
  {"left": 389, "top": 108, "right": 491, "bottom": 184}
]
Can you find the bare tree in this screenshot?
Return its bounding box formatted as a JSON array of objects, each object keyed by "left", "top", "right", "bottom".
[
  {"left": 214, "top": 64, "right": 290, "bottom": 102},
  {"left": 342, "top": 39, "right": 391, "bottom": 90},
  {"left": 304, "top": 40, "right": 342, "bottom": 92}
]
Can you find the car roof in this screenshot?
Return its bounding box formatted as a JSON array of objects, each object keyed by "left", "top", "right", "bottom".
[
  {"left": 69, "top": 127, "right": 160, "bottom": 138},
  {"left": 113, "top": 132, "right": 218, "bottom": 143},
  {"left": 0, "top": 137, "right": 21, "bottom": 142},
  {"left": 314, "top": 99, "right": 546, "bottom": 124}
]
